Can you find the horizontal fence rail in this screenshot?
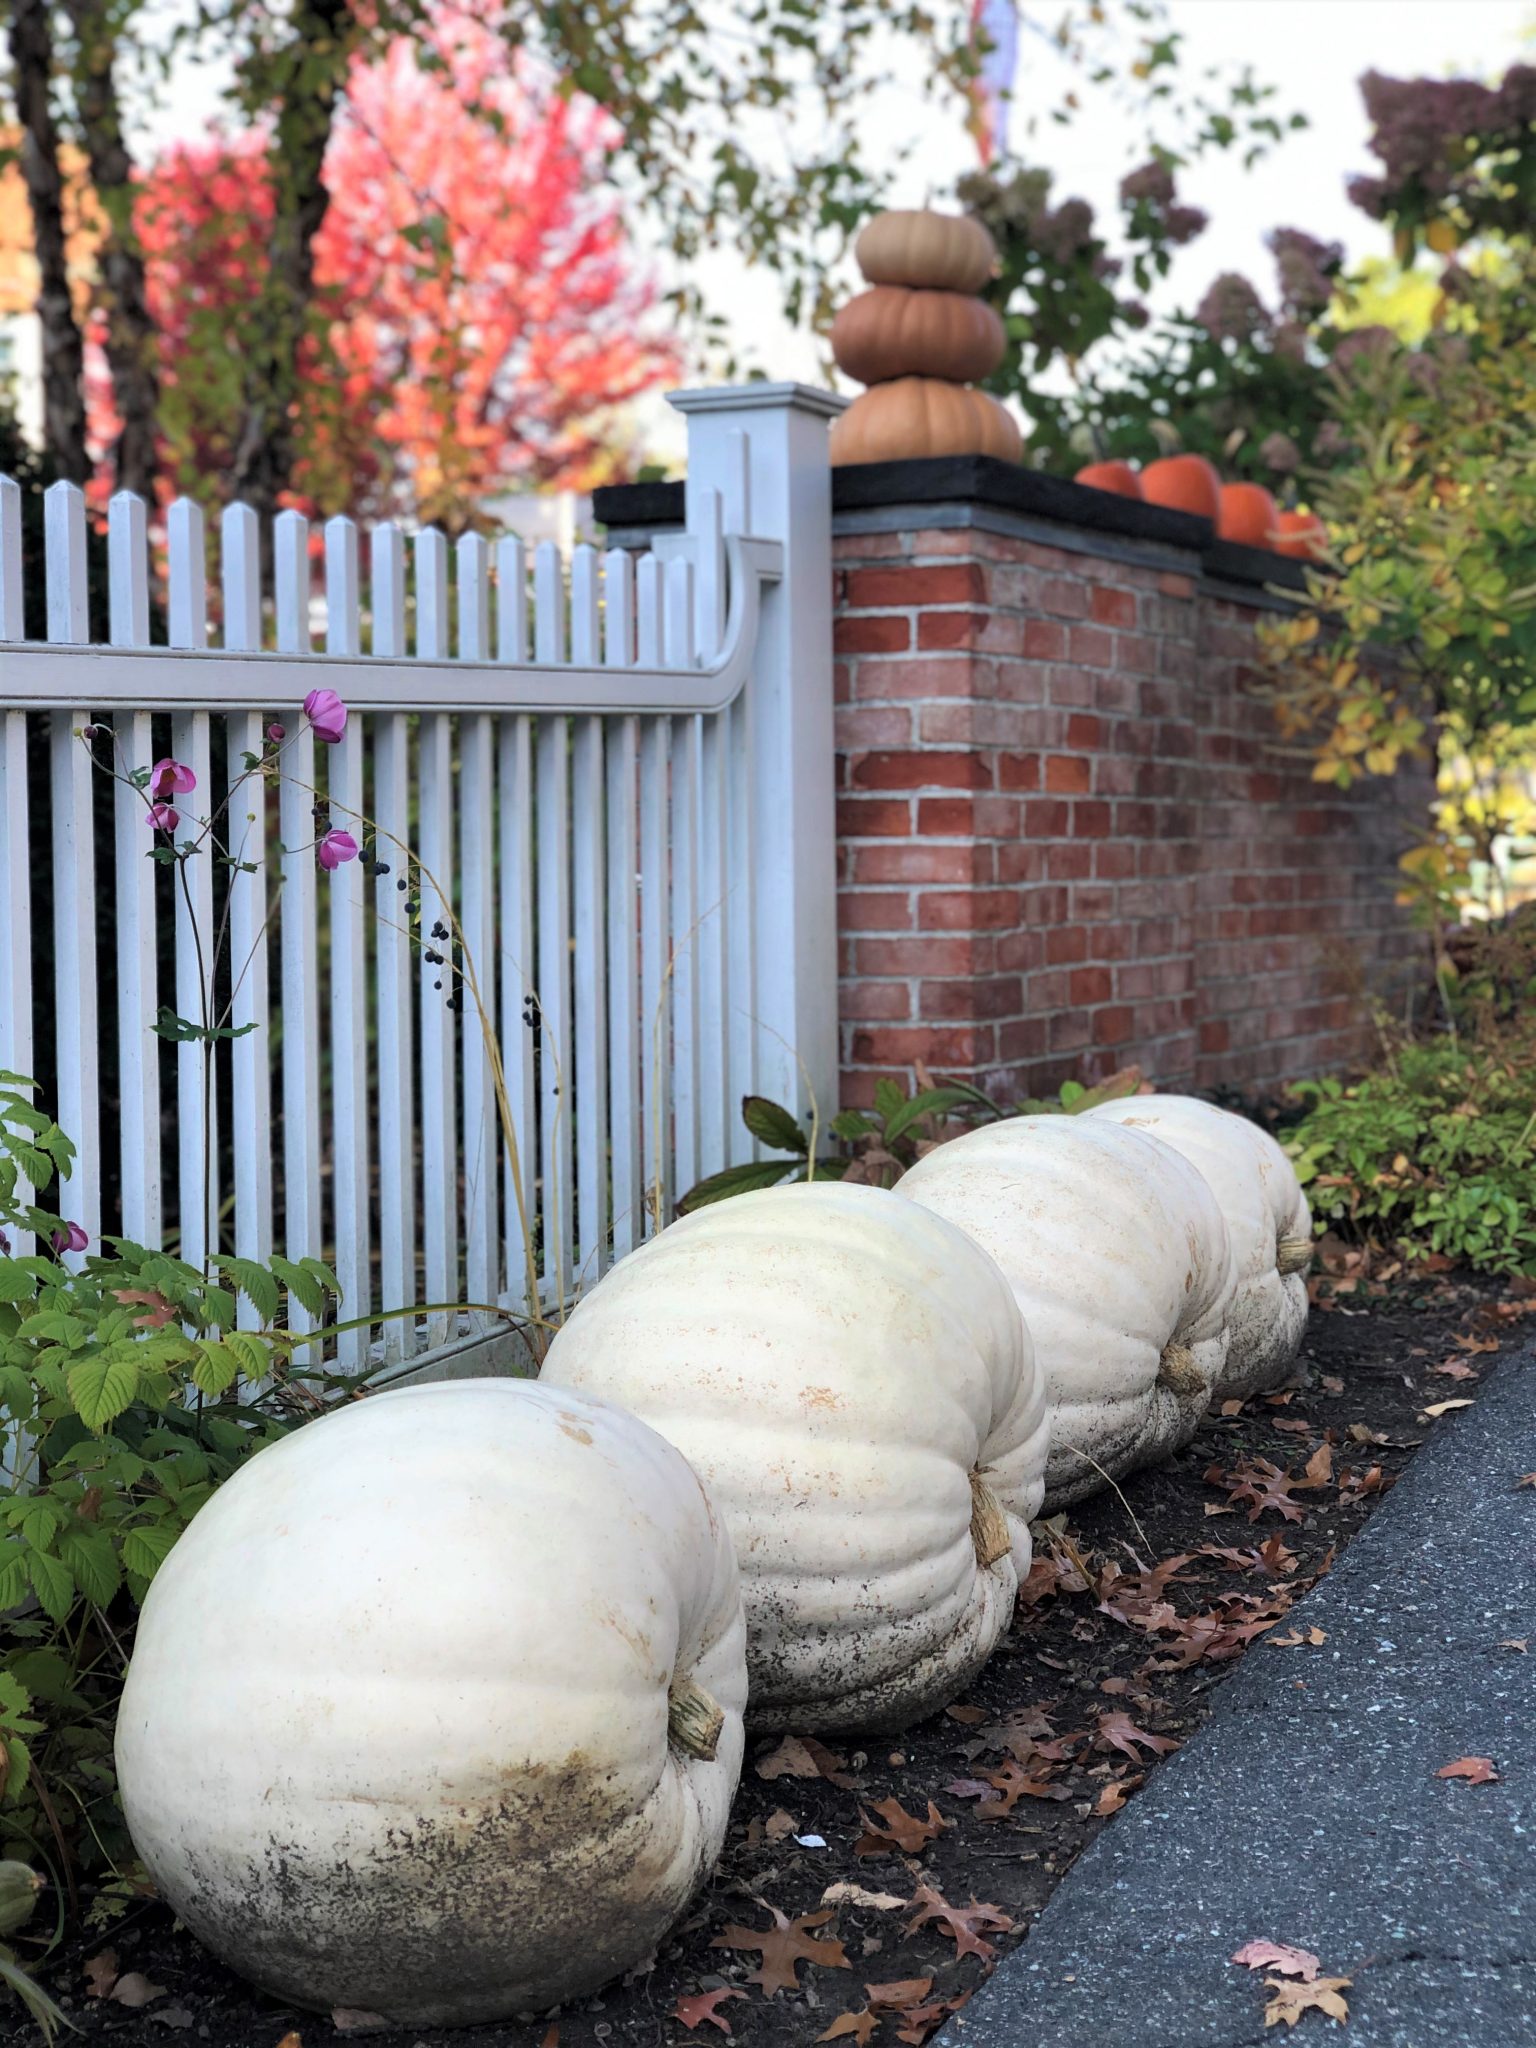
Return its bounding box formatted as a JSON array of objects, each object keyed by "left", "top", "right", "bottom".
[{"left": 0, "top": 383, "right": 842, "bottom": 1366}]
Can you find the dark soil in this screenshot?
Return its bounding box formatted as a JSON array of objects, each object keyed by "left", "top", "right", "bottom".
[{"left": 12, "top": 1262, "right": 1529, "bottom": 2048}]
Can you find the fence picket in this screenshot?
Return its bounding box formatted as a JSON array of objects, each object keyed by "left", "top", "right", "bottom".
[
  {"left": 106, "top": 493, "right": 160, "bottom": 1244},
  {"left": 325, "top": 516, "right": 370, "bottom": 1366},
  {"left": 533, "top": 542, "right": 572, "bottom": 1301},
  {"left": 569, "top": 547, "right": 607, "bottom": 1282},
  {"left": 416, "top": 528, "right": 457, "bottom": 1343},
  {"left": 371, "top": 525, "right": 415, "bottom": 1360},
  {"left": 458, "top": 532, "right": 499, "bottom": 1323},
  {"left": 665, "top": 561, "right": 700, "bottom": 1202},
  {"left": 603, "top": 549, "right": 641, "bottom": 1260}
]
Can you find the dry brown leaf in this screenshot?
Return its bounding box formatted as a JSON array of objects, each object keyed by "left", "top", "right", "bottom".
[
  {"left": 903, "top": 1882, "right": 1013, "bottom": 1961},
  {"left": 541, "top": 2029, "right": 559, "bottom": 2048},
  {"left": 821, "top": 1883, "right": 906, "bottom": 1911},
  {"left": 1422, "top": 1398, "right": 1476, "bottom": 1419},
  {"left": 1231, "top": 1940, "right": 1321, "bottom": 1980},
  {"left": 1430, "top": 1360, "right": 1478, "bottom": 1381},
  {"left": 1095, "top": 1776, "right": 1140, "bottom": 1815},
  {"left": 83, "top": 1952, "right": 119, "bottom": 1999},
  {"left": 1515, "top": 1473, "right": 1536, "bottom": 1490},
  {"left": 275, "top": 2035, "right": 303, "bottom": 2048},
  {"left": 713, "top": 1904, "right": 850, "bottom": 1994},
  {"left": 1497, "top": 1638, "right": 1529, "bottom": 1653},
  {"left": 944, "top": 1704, "right": 988, "bottom": 1725},
  {"left": 1436, "top": 1755, "right": 1499, "bottom": 1784},
  {"left": 764, "top": 1808, "right": 797, "bottom": 1843},
  {"left": 1320, "top": 1375, "right": 1345, "bottom": 1394},
  {"left": 975, "top": 1760, "right": 1072, "bottom": 1815},
  {"left": 1263, "top": 1974, "right": 1351, "bottom": 2027},
  {"left": 866, "top": 1978, "right": 935, "bottom": 2009},
  {"left": 855, "top": 1796, "right": 947, "bottom": 1856},
  {"left": 817, "top": 2014, "right": 877, "bottom": 2045},
  {"left": 755, "top": 1734, "right": 854, "bottom": 1787},
  {"left": 673, "top": 1986, "right": 746, "bottom": 2035},
  {"left": 1096, "top": 1710, "right": 1180, "bottom": 1760},
  {"left": 1270, "top": 1626, "right": 1327, "bottom": 1648}
]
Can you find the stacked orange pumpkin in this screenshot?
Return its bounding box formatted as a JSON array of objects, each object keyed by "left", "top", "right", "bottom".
[{"left": 829, "top": 211, "right": 1021, "bottom": 467}]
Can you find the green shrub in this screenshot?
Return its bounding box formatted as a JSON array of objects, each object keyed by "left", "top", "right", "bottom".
[
  {"left": 1286, "top": 1041, "right": 1536, "bottom": 1274},
  {"left": 0, "top": 1072, "right": 341, "bottom": 1884}
]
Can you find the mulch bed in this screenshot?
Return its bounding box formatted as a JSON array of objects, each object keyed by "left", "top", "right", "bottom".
[{"left": 12, "top": 1253, "right": 1531, "bottom": 2048}]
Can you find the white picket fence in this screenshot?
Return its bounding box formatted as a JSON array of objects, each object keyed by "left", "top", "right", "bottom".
[{"left": 0, "top": 383, "right": 841, "bottom": 1365}]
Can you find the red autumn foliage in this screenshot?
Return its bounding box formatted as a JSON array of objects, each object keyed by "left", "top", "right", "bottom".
[{"left": 89, "top": 12, "right": 681, "bottom": 529}]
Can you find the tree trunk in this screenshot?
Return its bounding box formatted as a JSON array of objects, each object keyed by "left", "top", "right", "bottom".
[
  {"left": 227, "top": 0, "right": 355, "bottom": 524},
  {"left": 62, "top": 0, "right": 159, "bottom": 502},
  {"left": 7, "top": 0, "right": 90, "bottom": 483}
]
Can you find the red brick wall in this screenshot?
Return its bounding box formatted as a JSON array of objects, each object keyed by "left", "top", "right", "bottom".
[{"left": 834, "top": 519, "right": 1427, "bottom": 1109}]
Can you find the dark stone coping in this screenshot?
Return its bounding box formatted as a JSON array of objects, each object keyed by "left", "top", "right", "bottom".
[{"left": 592, "top": 458, "right": 1311, "bottom": 599}]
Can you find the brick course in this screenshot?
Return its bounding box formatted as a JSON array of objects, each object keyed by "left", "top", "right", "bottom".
[{"left": 834, "top": 520, "right": 1426, "bottom": 1108}]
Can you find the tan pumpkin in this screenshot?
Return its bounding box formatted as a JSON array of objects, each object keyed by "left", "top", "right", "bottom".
[
  {"left": 855, "top": 210, "right": 997, "bottom": 295},
  {"left": 832, "top": 286, "right": 1006, "bottom": 386},
  {"left": 831, "top": 379, "right": 1021, "bottom": 467}
]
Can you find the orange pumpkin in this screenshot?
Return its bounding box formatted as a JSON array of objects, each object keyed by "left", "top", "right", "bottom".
[
  {"left": 830, "top": 379, "right": 1022, "bottom": 467},
  {"left": 1140, "top": 454, "right": 1222, "bottom": 522},
  {"left": 1217, "top": 481, "right": 1279, "bottom": 548},
  {"left": 832, "top": 286, "right": 1006, "bottom": 386},
  {"left": 1274, "top": 509, "right": 1326, "bottom": 560},
  {"left": 1075, "top": 461, "right": 1142, "bottom": 499},
  {"left": 854, "top": 210, "right": 997, "bottom": 295}
]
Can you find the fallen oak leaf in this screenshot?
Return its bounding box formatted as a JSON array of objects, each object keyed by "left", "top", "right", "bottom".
[
  {"left": 894, "top": 1998, "right": 964, "bottom": 2045},
  {"left": 817, "top": 2014, "right": 877, "bottom": 2045},
  {"left": 1515, "top": 1473, "right": 1536, "bottom": 1490},
  {"left": 764, "top": 1807, "right": 797, "bottom": 1843},
  {"left": 903, "top": 1881, "right": 1013, "bottom": 1962},
  {"left": 1436, "top": 1755, "right": 1499, "bottom": 1784},
  {"left": 1095, "top": 1711, "right": 1180, "bottom": 1760},
  {"left": 673, "top": 1987, "right": 746, "bottom": 2035},
  {"left": 755, "top": 1734, "right": 854, "bottom": 1787},
  {"left": 1094, "top": 1775, "right": 1141, "bottom": 1815},
  {"left": 1429, "top": 1360, "right": 1478, "bottom": 1381},
  {"left": 1421, "top": 1398, "right": 1476, "bottom": 1419},
  {"left": 712, "top": 1904, "right": 850, "bottom": 1994},
  {"left": 866, "top": 1978, "right": 935, "bottom": 2008},
  {"left": 1269, "top": 1626, "right": 1327, "bottom": 1648},
  {"left": 975, "top": 1760, "right": 1072, "bottom": 1815},
  {"left": 1231, "top": 1940, "right": 1321, "bottom": 1981},
  {"left": 855, "top": 1796, "right": 947, "bottom": 1856},
  {"left": 1263, "top": 1974, "right": 1351, "bottom": 2028},
  {"left": 1497, "top": 1639, "right": 1529, "bottom": 1653}
]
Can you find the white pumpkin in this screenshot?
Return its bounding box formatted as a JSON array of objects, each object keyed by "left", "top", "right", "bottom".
[
  {"left": 1087, "top": 1094, "right": 1311, "bottom": 1397},
  {"left": 115, "top": 1380, "right": 747, "bottom": 2026},
  {"left": 541, "top": 1181, "right": 1049, "bottom": 1732},
  {"left": 896, "top": 1117, "right": 1236, "bottom": 1511}
]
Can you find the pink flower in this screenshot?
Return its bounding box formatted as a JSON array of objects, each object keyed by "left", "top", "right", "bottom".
[
  {"left": 317, "top": 828, "right": 359, "bottom": 871},
  {"left": 266, "top": 722, "right": 286, "bottom": 743},
  {"left": 303, "top": 688, "right": 348, "bottom": 745},
  {"left": 146, "top": 803, "right": 180, "bottom": 833},
  {"left": 150, "top": 757, "right": 196, "bottom": 799},
  {"left": 52, "top": 1220, "right": 88, "bottom": 1254}
]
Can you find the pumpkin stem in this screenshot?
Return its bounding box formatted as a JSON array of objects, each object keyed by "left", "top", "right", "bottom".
[
  {"left": 1156, "top": 1341, "right": 1205, "bottom": 1398},
  {"left": 969, "top": 1472, "right": 1012, "bottom": 1569},
  {"left": 668, "top": 1675, "right": 725, "bottom": 1762},
  {"left": 1276, "top": 1235, "right": 1313, "bottom": 1278}
]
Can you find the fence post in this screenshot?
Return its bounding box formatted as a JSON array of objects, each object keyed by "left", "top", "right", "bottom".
[{"left": 668, "top": 382, "right": 844, "bottom": 1130}]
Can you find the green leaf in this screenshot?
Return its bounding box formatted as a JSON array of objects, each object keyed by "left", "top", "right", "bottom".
[
  {"left": 829, "top": 1110, "right": 875, "bottom": 1141},
  {"left": 190, "top": 1341, "right": 239, "bottom": 1399},
  {"left": 224, "top": 1330, "right": 273, "bottom": 1380},
  {"left": 740, "top": 1096, "right": 809, "bottom": 1153},
  {"left": 25, "top": 1549, "right": 74, "bottom": 1625},
  {"left": 677, "top": 1158, "right": 801, "bottom": 1214},
  {"left": 66, "top": 1352, "right": 141, "bottom": 1430},
  {"left": 0, "top": 1263, "right": 38, "bottom": 1306},
  {"left": 213, "top": 1257, "right": 280, "bottom": 1325},
  {"left": 881, "top": 1087, "right": 987, "bottom": 1146},
  {"left": 16, "top": 1311, "right": 88, "bottom": 1349},
  {"left": 873, "top": 1077, "right": 907, "bottom": 1123},
  {"left": 0, "top": 1547, "right": 27, "bottom": 1612},
  {"left": 271, "top": 1256, "right": 324, "bottom": 1318},
  {"left": 56, "top": 1528, "right": 121, "bottom": 1608},
  {"left": 121, "top": 1521, "right": 179, "bottom": 1582}
]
